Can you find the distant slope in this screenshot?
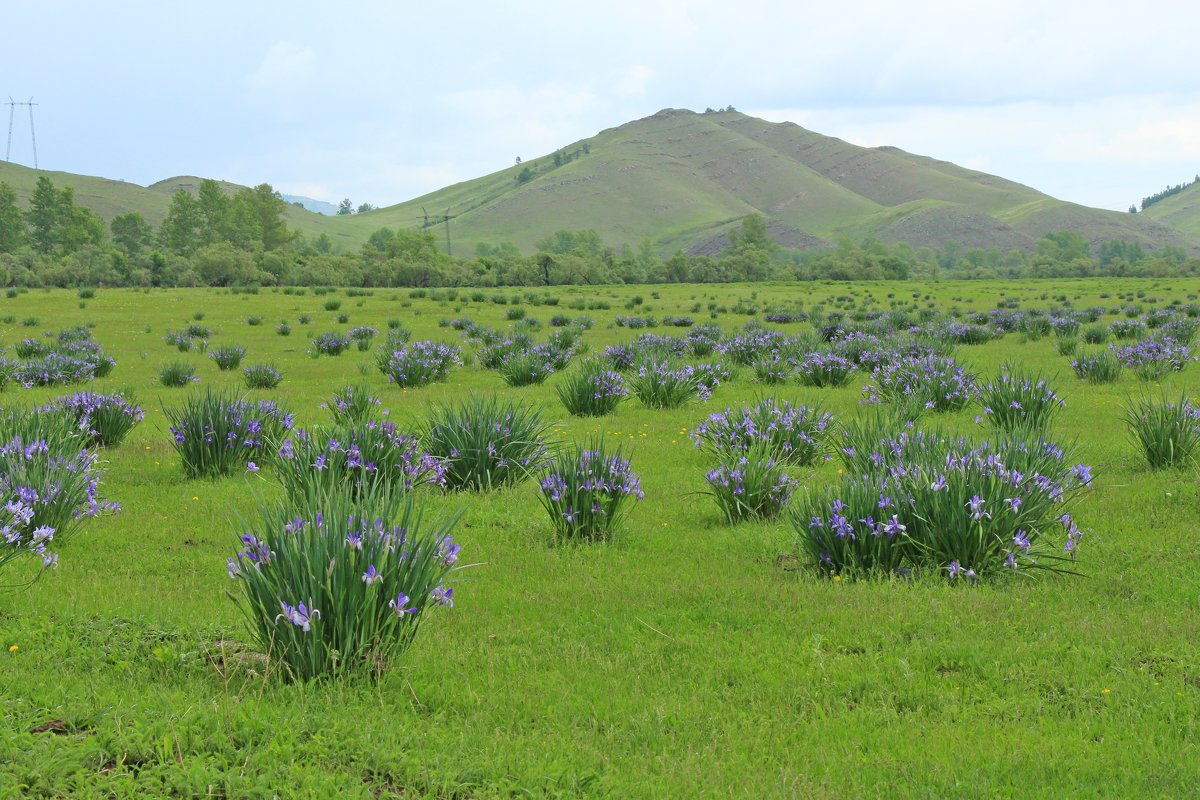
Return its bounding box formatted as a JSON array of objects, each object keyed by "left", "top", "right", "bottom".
[
  {"left": 0, "top": 163, "right": 365, "bottom": 252},
  {"left": 280, "top": 194, "right": 339, "bottom": 216},
  {"left": 1142, "top": 182, "right": 1200, "bottom": 239},
  {"left": 2, "top": 109, "right": 1197, "bottom": 257},
  {"left": 359, "top": 109, "right": 1198, "bottom": 255}
]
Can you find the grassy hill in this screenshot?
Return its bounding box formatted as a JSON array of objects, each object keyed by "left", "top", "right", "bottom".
[
  {"left": 1142, "top": 182, "right": 1200, "bottom": 239},
  {"left": 3, "top": 108, "right": 1197, "bottom": 257}
]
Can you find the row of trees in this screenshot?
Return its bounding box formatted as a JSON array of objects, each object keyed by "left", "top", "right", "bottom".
[{"left": 2, "top": 181, "right": 1198, "bottom": 288}]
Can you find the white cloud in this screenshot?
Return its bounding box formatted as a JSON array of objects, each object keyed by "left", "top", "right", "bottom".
[
  {"left": 245, "top": 42, "right": 317, "bottom": 91},
  {"left": 618, "top": 65, "right": 654, "bottom": 95}
]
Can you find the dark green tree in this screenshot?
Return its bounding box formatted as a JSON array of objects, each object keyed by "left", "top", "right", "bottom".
[
  {"left": 356, "top": 203, "right": 376, "bottom": 214},
  {"left": 197, "top": 179, "right": 232, "bottom": 244},
  {"left": 111, "top": 211, "right": 153, "bottom": 256},
  {"left": 0, "top": 182, "right": 24, "bottom": 253},
  {"left": 159, "top": 190, "right": 204, "bottom": 255},
  {"left": 337, "top": 198, "right": 354, "bottom": 216}
]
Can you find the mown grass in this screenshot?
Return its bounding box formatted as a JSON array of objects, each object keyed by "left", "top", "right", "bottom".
[{"left": 1, "top": 279, "right": 1199, "bottom": 798}]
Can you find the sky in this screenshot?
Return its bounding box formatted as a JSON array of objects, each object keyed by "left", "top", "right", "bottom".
[{"left": 2, "top": 0, "right": 1198, "bottom": 212}]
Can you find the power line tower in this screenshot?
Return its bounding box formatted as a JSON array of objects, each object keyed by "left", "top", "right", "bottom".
[
  {"left": 5, "top": 97, "right": 39, "bottom": 168},
  {"left": 414, "top": 206, "right": 459, "bottom": 256}
]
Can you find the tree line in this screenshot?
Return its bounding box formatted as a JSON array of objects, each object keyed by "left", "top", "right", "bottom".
[{"left": 1, "top": 178, "right": 1198, "bottom": 288}]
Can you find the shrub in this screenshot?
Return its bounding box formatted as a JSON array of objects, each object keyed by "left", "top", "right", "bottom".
[
  {"left": 275, "top": 421, "right": 443, "bottom": 503},
  {"left": 705, "top": 442, "right": 797, "bottom": 523},
  {"left": 246, "top": 316, "right": 263, "bottom": 326},
  {"left": 227, "top": 489, "right": 461, "bottom": 680},
  {"left": 976, "top": 367, "right": 1065, "bottom": 433},
  {"left": 538, "top": 439, "right": 643, "bottom": 541},
  {"left": 376, "top": 341, "right": 461, "bottom": 388},
  {"left": 244, "top": 364, "right": 283, "bottom": 389},
  {"left": 692, "top": 398, "right": 833, "bottom": 467},
  {"left": 41, "top": 392, "right": 144, "bottom": 446},
  {"left": 422, "top": 396, "right": 550, "bottom": 491},
  {"left": 557, "top": 359, "right": 628, "bottom": 417},
  {"left": 322, "top": 383, "right": 383, "bottom": 425},
  {"left": 1070, "top": 350, "right": 1123, "bottom": 383},
  {"left": 1123, "top": 393, "right": 1200, "bottom": 469},
  {"left": 159, "top": 362, "right": 198, "bottom": 387},
  {"left": 165, "top": 390, "right": 294, "bottom": 478},
  {"left": 309, "top": 331, "right": 352, "bottom": 357},
  {"left": 210, "top": 345, "right": 246, "bottom": 371},
  {"left": 323, "top": 299, "right": 342, "bottom": 311}
]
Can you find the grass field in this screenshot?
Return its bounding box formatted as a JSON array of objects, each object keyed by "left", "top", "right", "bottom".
[{"left": 2, "top": 279, "right": 1200, "bottom": 798}]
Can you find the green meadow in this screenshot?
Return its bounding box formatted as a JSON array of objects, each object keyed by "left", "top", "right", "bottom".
[{"left": 2, "top": 279, "right": 1199, "bottom": 798}]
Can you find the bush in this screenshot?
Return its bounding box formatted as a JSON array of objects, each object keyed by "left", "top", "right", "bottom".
[
  {"left": 40, "top": 392, "right": 144, "bottom": 446},
  {"left": 1123, "top": 393, "right": 1200, "bottom": 469},
  {"left": 209, "top": 345, "right": 246, "bottom": 371},
  {"left": 244, "top": 364, "right": 283, "bottom": 389},
  {"left": 422, "top": 396, "right": 550, "bottom": 491},
  {"left": 324, "top": 299, "right": 342, "bottom": 311},
  {"left": 275, "top": 421, "right": 443, "bottom": 504},
  {"left": 375, "top": 341, "right": 461, "bottom": 388},
  {"left": 165, "top": 390, "right": 294, "bottom": 478},
  {"left": 1070, "top": 350, "right": 1123, "bottom": 383},
  {"left": 976, "top": 367, "right": 1064, "bottom": 433},
  {"left": 538, "top": 439, "right": 643, "bottom": 541},
  {"left": 557, "top": 358, "right": 628, "bottom": 417},
  {"left": 322, "top": 383, "right": 383, "bottom": 425},
  {"left": 705, "top": 442, "right": 797, "bottom": 523},
  {"left": 227, "top": 489, "right": 461, "bottom": 680},
  {"left": 691, "top": 398, "right": 833, "bottom": 467},
  {"left": 159, "top": 362, "right": 198, "bottom": 387},
  {"left": 246, "top": 316, "right": 263, "bottom": 326}
]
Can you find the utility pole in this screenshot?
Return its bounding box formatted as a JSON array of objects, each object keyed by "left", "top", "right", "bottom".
[{"left": 5, "top": 97, "right": 38, "bottom": 168}]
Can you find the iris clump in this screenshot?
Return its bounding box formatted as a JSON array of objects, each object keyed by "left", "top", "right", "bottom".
[
  {"left": 321, "top": 383, "right": 383, "bottom": 425},
  {"left": 243, "top": 364, "right": 283, "bottom": 389},
  {"left": 538, "top": 439, "right": 643, "bottom": 541},
  {"left": 309, "top": 331, "right": 352, "bottom": 357},
  {"left": 717, "top": 330, "right": 786, "bottom": 366},
  {"left": 498, "top": 348, "right": 555, "bottom": 387},
  {"left": 227, "top": 488, "right": 461, "bottom": 680},
  {"left": 976, "top": 366, "right": 1065, "bottom": 433},
  {"left": 8, "top": 327, "right": 116, "bottom": 387},
  {"left": 864, "top": 354, "right": 976, "bottom": 412},
  {"left": 274, "top": 421, "right": 443, "bottom": 503},
  {"left": 347, "top": 326, "right": 379, "bottom": 352},
  {"left": 40, "top": 391, "right": 144, "bottom": 446},
  {"left": 753, "top": 356, "right": 791, "bottom": 384},
  {"left": 629, "top": 360, "right": 726, "bottom": 409},
  {"left": 556, "top": 358, "right": 628, "bottom": 417},
  {"left": 376, "top": 341, "right": 461, "bottom": 388},
  {"left": 692, "top": 398, "right": 833, "bottom": 467},
  {"left": 1070, "top": 350, "right": 1123, "bottom": 383},
  {"left": 705, "top": 442, "right": 797, "bottom": 523},
  {"left": 422, "top": 396, "right": 550, "bottom": 491},
  {"left": 209, "top": 345, "right": 246, "bottom": 371},
  {"left": 1123, "top": 393, "right": 1200, "bottom": 469},
  {"left": 165, "top": 389, "right": 294, "bottom": 478},
  {"left": 159, "top": 362, "right": 198, "bottom": 387},
  {"left": 798, "top": 423, "right": 1092, "bottom": 579},
  {"left": 1113, "top": 339, "right": 1193, "bottom": 381},
  {"left": 794, "top": 352, "right": 855, "bottom": 388},
  {"left": 0, "top": 407, "right": 119, "bottom": 553}
]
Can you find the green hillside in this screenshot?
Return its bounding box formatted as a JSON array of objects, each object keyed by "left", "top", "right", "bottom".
[
  {"left": 3, "top": 108, "right": 1196, "bottom": 257},
  {"left": 1142, "top": 181, "right": 1200, "bottom": 238}
]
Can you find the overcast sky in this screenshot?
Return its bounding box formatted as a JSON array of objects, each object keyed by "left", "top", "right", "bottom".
[{"left": 3, "top": 1, "right": 1197, "bottom": 212}]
